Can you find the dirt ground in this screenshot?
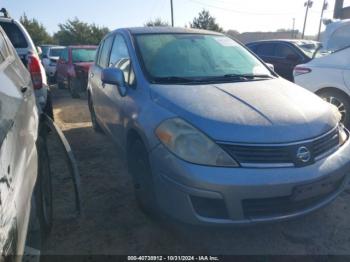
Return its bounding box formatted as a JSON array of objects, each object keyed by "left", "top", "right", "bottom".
[{"left": 42, "top": 86, "right": 350, "bottom": 255}]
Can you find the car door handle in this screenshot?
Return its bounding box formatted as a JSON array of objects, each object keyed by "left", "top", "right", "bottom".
[
  {"left": 21, "top": 86, "right": 28, "bottom": 93},
  {"left": 0, "top": 176, "right": 10, "bottom": 188}
]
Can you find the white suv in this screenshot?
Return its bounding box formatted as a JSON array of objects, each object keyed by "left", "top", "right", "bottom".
[
  {"left": 41, "top": 45, "right": 64, "bottom": 83},
  {"left": 0, "top": 8, "right": 53, "bottom": 118}
]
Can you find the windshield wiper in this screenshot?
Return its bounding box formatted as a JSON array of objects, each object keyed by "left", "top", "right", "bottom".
[
  {"left": 152, "top": 76, "right": 206, "bottom": 84},
  {"left": 223, "top": 74, "right": 273, "bottom": 79},
  {"left": 204, "top": 74, "right": 273, "bottom": 82}
]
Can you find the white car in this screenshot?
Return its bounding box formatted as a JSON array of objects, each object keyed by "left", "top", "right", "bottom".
[
  {"left": 0, "top": 26, "right": 52, "bottom": 259},
  {"left": 294, "top": 19, "right": 350, "bottom": 128},
  {"left": 41, "top": 46, "right": 64, "bottom": 83},
  {"left": 0, "top": 8, "right": 53, "bottom": 119}
]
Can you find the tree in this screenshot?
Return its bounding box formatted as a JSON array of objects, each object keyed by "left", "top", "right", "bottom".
[
  {"left": 20, "top": 13, "right": 54, "bottom": 45},
  {"left": 144, "top": 18, "right": 169, "bottom": 27},
  {"left": 53, "top": 18, "right": 109, "bottom": 45},
  {"left": 190, "top": 10, "right": 223, "bottom": 32}
]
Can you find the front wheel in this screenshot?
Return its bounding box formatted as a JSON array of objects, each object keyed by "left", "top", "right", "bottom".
[
  {"left": 88, "top": 95, "right": 102, "bottom": 133},
  {"left": 128, "top": 140, "right": 159, "bottom": 216},
  {"left": 318, "top": 89, "right": 350, "bottom": 128}
]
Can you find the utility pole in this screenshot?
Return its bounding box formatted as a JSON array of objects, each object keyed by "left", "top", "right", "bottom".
[
  {"left": 317, "top": 0, "right": 328, "bottom": 40},
  {"left": 292, "top": 18, "right": 295, "bottom": 38},
  {"left": 302, "top": 0, "right": 313, "bottom": 39},
  {"left": 170, "top": 0, "right": 174, "bottom": 27}
]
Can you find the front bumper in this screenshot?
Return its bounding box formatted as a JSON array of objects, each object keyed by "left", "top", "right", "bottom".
[{"left": 149, "top": 139, "right": 350, "bottom": 225}]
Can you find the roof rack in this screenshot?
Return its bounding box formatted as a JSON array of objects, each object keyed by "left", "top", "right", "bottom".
[{"left": 0, "top": 8, "right": 10, "bottom": 18}]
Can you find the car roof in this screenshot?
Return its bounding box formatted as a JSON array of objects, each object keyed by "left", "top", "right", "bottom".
[{"left": 122, "top": 26, "right": 223, "bottom": 36}]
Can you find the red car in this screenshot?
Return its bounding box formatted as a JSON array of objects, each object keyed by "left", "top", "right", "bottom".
[{"left": 56, "top": 45, "right": 97, "bottom": 98}]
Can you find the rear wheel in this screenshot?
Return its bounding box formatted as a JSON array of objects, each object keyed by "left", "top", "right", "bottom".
[
  {"left": 128, "top": 139, "right": 159, "bottom": 216},
  {"left": 43, "top": 90, "right": 54, "bottom": 120},
  {"left": 57, "top": 79, "right": 65, "bottom": 89},
  {"left": 318, "top": 89, "right": 350, "bottom": 128},
  {"left": 69, "top": 78, "right": 81, "bottom": 99}
]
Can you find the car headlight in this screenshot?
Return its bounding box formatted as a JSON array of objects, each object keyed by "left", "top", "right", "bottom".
[
  {"left": 339, "top": 124, "right": 348, "bottom": 146},
  {"left": 155, "top": 118, "right": 239, "bottom": 167}
]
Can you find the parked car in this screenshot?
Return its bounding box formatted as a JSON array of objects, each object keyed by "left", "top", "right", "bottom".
[
  {"left": 246, "top": 39, "right": 321, "bottom": 81},
  {"left": 0, "top": 26, "right": 52, "bottom": 258},
  {"left": 0, "top": 8, "right": 53, "bottom": 119},
  {"left": 41, "top": 45, "right": 64, "bottom": 83},
  {"left": 38, "top": 44, "right": 56, "bottom": 60},
  {"left": 88, "top": 27, "right": 350, "bottom": 226},
  {"left": 294, "top": 19, "right": 350, "bottom": 128},
  {"left": 56, "top": 45, "right": 97, "bottom": 98}
]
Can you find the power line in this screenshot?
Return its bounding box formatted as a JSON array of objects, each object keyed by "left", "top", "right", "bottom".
[{"left": 188, "top": 0, "right": 300, "bottom": 16}]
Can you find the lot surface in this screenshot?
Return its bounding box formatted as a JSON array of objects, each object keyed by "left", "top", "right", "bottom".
[{"left": 43, "top": 86, "right": 350, "bottom": 255}]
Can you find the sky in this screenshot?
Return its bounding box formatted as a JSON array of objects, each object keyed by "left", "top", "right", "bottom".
[{"left": 2, "top": 0, "right": 349, "bottom": 36}]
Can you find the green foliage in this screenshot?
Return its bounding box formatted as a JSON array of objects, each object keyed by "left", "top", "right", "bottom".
[
  {"left": 144, "top": 18, "right": 169, "bottom": 27},
  {"left": 190, "top": 10, "right": 223, "bottom": 32},
  {"left": 53, "top": 18, "right": 110, "bottom": 45},
  {"left": 19, "top": 13, "right": 54, "bottom": 45}
]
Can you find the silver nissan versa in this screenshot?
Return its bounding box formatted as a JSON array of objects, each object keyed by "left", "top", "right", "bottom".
[{"left": 88, "top": 27, "right": 350, "bottom": 225}]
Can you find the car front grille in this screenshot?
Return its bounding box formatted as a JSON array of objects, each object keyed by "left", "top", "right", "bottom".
[{"left": 219, "top": 127, "right": 340, "bottom": 167}]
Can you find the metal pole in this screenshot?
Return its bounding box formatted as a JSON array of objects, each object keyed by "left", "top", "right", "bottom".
[
  {"left": 302, "top": 0, "right": 312, "bottom": 39},
  {"left": 292, "top": 18, "right": 295, "bottom": 38},
  {"left": 170, "top": 0, "right": 174, "bottom": 27},
  {"left": 317, "top": 0, "right": 327, "bottom": 41}
]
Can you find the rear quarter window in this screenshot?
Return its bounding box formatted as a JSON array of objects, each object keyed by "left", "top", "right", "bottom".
[{"left": 0, "top": 22, "right": 28, "bottom": 49}]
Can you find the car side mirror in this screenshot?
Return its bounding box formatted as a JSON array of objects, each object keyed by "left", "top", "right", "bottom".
[
  {"left": 37, "top": 46, "right": 42, "bottom": 56},
  {"left": 101, "top": 68, "right": 127, "bottom": 97},
  {"left": 266, "top": 63, "right": 275, "bottom": 71},
  {"left": 286, "top": 54, "right": 299, "bottom": 62}
]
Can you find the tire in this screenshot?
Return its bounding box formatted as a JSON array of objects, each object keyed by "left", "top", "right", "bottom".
[
  {"left": 35, "top": 137, "right": 53, "bottom": 237},
  {"left": 57, "top": 79, "right": 65, "bottom": 89},
  {"left": 88, "top": 95, "right": 103, "bottom": 133},
  {"left": 25, "top": 196, "right": 42, "bottom": 252},
  {"left": 43, "top": 90, "right": 54, "bottom": 121},
  {"left": 128, "top": 139, "right": 159, "bottom": 217},
  {"left": 69, "top": 78, "right": 81, "bottom": 99},
  {"left": 318, "top": 89, "right": 350, "bottom": 129}
]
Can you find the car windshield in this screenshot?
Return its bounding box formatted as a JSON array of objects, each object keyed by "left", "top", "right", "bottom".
[
  {"left": 295, "top": 41, "right": 322, "bottom": 59},
  {"left": 0, "top": 22, "right": 28, "bottom": 48},
  {"left": 135, "top": 33, "right": 272, "bottom": 84},
  {"left": 72, "top": 48, "right": 96, "bottom": 63},
  {"left": 49, "top": 48, "right": 64, "bottom": 57}
]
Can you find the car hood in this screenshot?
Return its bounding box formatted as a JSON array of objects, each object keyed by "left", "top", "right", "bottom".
[
  {"left": 48, "top": 56, "right": 59, "bottom": 61},
  {"left": 73, "top": 62, "right": 94, "bottom": 72},
  {"left": 150, "top": 78, "right": 339, "bottom": 143}
]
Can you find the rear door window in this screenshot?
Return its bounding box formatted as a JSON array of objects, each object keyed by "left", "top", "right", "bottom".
[
  {"left": 256, "top": 43, "right": 275, "bottom": 57},
  {"left": 328, "top": 26, "right": 350, "bottom": 51},
  {"left": 274, "top": 44, "right": 298, "bottom": 58},
  {"left": 60, "top": 48, "right": 69, "bottom": 62},
  {"left": 0, "top": 22, "right": 28, "bottom": 48}
]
